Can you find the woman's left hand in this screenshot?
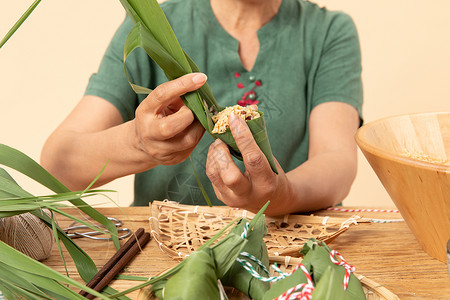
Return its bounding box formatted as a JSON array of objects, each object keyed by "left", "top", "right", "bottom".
[{"left": 206, "top": 113, "right": 293, "bottom": 215}]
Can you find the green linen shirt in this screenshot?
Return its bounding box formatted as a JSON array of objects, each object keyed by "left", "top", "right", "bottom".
[{"left": 85, "top": 0, "right": 363, "bottom": 206}]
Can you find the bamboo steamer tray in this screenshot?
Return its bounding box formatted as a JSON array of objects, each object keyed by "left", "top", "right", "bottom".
[
  {"left": 149, "top": 200, "right": 367, "bottom": 260},
  {"left": 356, "top": 112, "right": 450, "bottom": 262},
  {"left": 138, "top": 256, "right": 399, "bottom": 300}
]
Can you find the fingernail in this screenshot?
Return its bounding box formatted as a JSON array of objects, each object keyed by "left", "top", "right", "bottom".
[
  {"left": 229, "top": 113, "right": 238, "bottom": 123},
  {"left": 192, "top": 73, "right": 207, "bottom": 84}
]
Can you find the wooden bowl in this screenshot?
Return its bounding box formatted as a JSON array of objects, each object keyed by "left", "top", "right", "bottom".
[{"left": 356, "top": 112, "right": 450, "bottom": 262}]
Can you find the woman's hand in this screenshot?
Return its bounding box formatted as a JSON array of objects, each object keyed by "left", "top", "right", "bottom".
[
  {"left": 206, "top": 113, "right": 293, "bottom": 215},
  {"left": 133, "top": 73, "right": 207, "bottom": 166},
  {"left": 206, "top": 102, "right": 360, "bottom": 216},
  {"left": 41, "top": 73, "right": 207, "bottom": 190}
]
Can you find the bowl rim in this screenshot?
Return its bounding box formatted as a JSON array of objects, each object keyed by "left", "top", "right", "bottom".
[{"left": 355, "top": 111, "right": 450, "bottom": 173}]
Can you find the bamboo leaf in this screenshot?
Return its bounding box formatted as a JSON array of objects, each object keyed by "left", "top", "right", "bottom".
[
  {"left": 189, "top": 156, "right": 212, "bottom": 207},
  {"left": 300, "top": 239, "right": 365, "bottom": 299},
  {"left": 119, "top": 0, "right": 191, "bottom": 71},
  {"left": 0, "top": 167, "right": 33, "bottom": 198},
  {"left": 0, "top": 262, "right": 49, "bottom": 298},
  {"left": 50, "top": 211, "right": 70, "bottom": 278},
  {"left": 163, "top": 248, "right": 220, "bottom": 299},
  {"left": 119, "top": 0, "right": 278, "bottom": 173},
  {"left": 82, "top": 160, "right": 109, "bottom": 193},
  {"left": 101, "top": 286, "right": 133, "bottom": 300},
  {"left": 0, "top": 0, "right": 42, "bottom": 49},
  {"left": 221, "top": 216, "right": 270, "bottom": 299},
  {"left": 0, "top": 144, "right": 120, "bottom": 250},
  {"left": 0, "top": 279, "right": 49, "bottom": 300},
  {"left": 114, "top": 275, "right": 149, "bottom": 281},
  {"left": 3, "top": 265, "right": 86, "bottom": 299},
  {"left": 311, "top": 266, "right": 349, "bottom": 300},
  {"left": 0, "top": 241, "right": 110, "bottom": 299},
  {"left": 49, "top": 206, "right": 111, "bottom": 237},
  {"left": 0, "top": 210, "right": 32, "bottom": 218},
  {"left": 0, "top": 144, "right": 68, "bottom": 193},
  {"left": 0, "top": 145, "right": 118, "bottom": 284},
  {"left": 184, "top": 51, "right": 222, "bottom": 111},
  {"left": 124, "top": 22, "right": 186, "bottom": 84},
  {"left": 31, "top": 209, "right": 99, "bottom": 283},
  {"left": 123, "top": 21, "right": 213, "bottom": 132},
  {"left": 262, "top": 264, "right": 310, "bottom": 300}
]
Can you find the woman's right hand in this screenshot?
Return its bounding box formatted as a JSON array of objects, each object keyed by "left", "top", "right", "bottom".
[
  {"left": 133, "top": 72, "right": 207, "bottom": 166},
  {"left": 41, "top": 73, "right": 207, "bottom": 190}
]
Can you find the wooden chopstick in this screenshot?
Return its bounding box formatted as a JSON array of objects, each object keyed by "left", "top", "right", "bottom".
[{"left": 79, "top": 227, "right": 151, "bottom": 299}]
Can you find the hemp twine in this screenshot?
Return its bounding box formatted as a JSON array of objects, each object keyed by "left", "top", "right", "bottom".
[{"left": 0, "top": 212, "right": 54, "bottom": 261}]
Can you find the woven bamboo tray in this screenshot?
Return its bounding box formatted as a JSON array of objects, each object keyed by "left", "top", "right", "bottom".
[{"left": 149, "top": 201, "right": 366, "bottom": 260}]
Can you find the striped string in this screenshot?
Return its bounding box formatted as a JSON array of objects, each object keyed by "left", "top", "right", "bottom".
[
  {"left": 327, "top": 207, "right": 403, "bottom": 223},
  {"left": 240, "top": 222, "right": 250, "bottom": 239},
  {"left": 274, "top": 264, "right": 314, "bottom": 300},
  {"left": 236, "top": 251, "right": 304, "bottom": 283},
  {"left": 327, "top": 207, "right": 399, "bottom": 213},
  {"left": 329, "top": 250, "right": 355, "bottom": 290},
  {"left": 370, "top": 218, "right": 404, "bottom": 223},
  {"left": 240, "top": 251, "right": 271, "bottom": 276},
  {"left": 236, "top": 257, "right": 287, "bottom": 282},
  {"left": 236, "top": 252, "right": 315, "bottom": 300}
]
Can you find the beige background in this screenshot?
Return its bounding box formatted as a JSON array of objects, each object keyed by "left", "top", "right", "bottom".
[{"left": 0, "top": 0, "right": 449, "bottom": 208}]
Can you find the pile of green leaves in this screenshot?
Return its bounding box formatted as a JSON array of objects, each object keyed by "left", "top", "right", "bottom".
[
  {"left": 0, "top": 144, "right": 126, "bottom": 299},
  {"left": 119, "top": 0, "right": 277, "bottom": 174}
]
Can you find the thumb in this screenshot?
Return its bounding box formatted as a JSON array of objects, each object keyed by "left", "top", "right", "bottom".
[{"left": 142, "top": 73, "right": 207, "bottom": 114}]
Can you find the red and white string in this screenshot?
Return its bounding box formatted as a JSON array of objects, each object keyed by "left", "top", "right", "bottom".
[
  {"left": 327, "top": 207, "right": 404, "bottom": 223},
  {"left": 275, "top": 263, "right": 314, "bottom": 300},
  {"left": 326, "top": 207, "right": 399, "bottom": 213},
  {"left": 329, "top": 250, "right": 355, "bottom": 290}
]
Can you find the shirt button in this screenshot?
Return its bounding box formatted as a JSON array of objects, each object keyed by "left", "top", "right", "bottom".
[
  {"left": 248, "top": 93, "right": 256, "bottom": 100},
  {"left": 249, "top": 75, "right": 256, "bottom": 82}
]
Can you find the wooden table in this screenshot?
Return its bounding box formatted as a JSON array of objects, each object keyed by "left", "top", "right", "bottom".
[{"left": 44, "top": 207, "right": 450, "bottom": 299}]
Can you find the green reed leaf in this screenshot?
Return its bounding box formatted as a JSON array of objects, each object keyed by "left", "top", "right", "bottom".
[
  {"left": 300, "top": 239, "right": 366, "bottom": 299},
  {"left": 119, "top": 0, "right": 277, "bottom": 173},
  {"left": 311, "top": 266, "right": 348, "bottom": 300},
  {"left": 163, "top": 248, "right": 221, "bottom": 299},
  {"left": 0, "top": 144, "right": 120, "bottom": 250},
  {"left": 0, "top": 241, "right": 109, "bottom": 299},
  {"left": 189, "top": 156, "right": 212, "bottom": 207},
  {"left": 31, "top": 209, "right": 99, "bottom": 283},
  {"left": 0, "top": 0, "right": 42, "bottom": 49},
  {"left": 0, "top": 262, "right": 48, "bottom": 298},
  {"left": 119, "top": 0, "right": 190, "bottom": 71},
  {"left": 51, "top": 211, "right": 69, "bottom": 278},
  {"left": 221, "top": 215, "right": 270, "bottom": 299}
]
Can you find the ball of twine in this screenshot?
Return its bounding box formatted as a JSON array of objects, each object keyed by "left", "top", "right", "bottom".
[{"left": 0, "top": 212, "right": 54, "bottom": 261}]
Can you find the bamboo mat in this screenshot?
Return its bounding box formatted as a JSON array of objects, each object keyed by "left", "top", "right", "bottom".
[{"left": 42, "top": 207, "right": 450, "bottom": 299}]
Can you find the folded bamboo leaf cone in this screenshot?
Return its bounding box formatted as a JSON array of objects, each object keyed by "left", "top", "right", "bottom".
[{"left": 0, "top": 212, "right": 54, "bottom": 261}]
